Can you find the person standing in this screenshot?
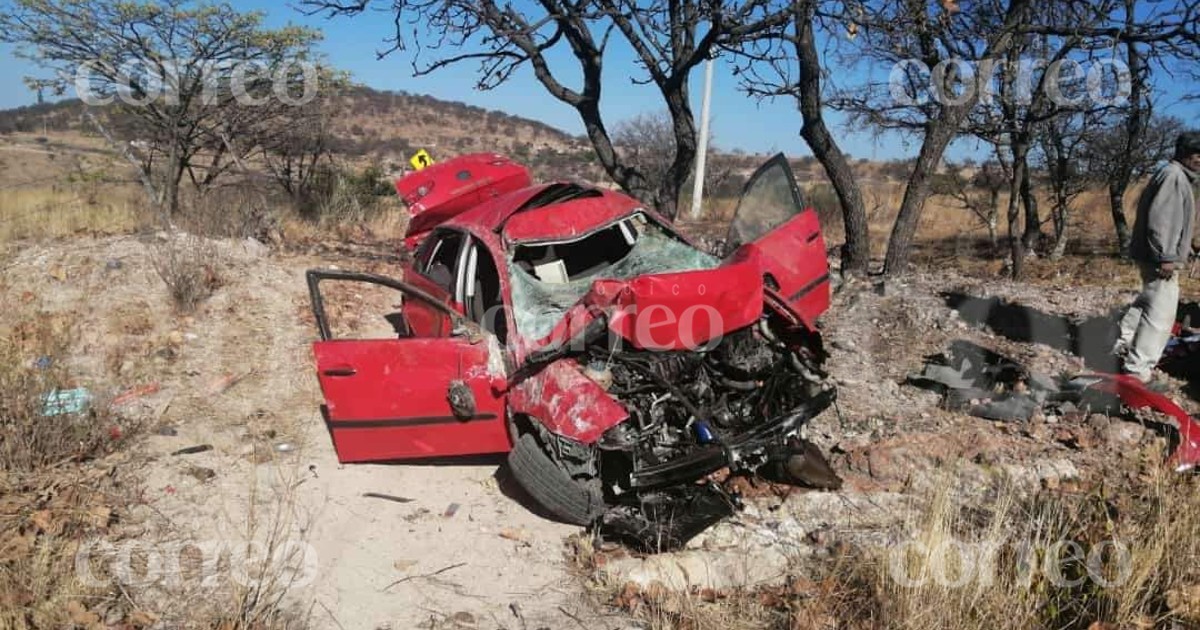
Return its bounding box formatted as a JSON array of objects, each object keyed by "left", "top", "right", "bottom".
[{"left": 1116, "top": 131, "right": 1200, "bottom": 384}]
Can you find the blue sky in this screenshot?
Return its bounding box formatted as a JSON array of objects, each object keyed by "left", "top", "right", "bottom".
[{"left": 1, "top": 1, "right": 1195, "bottom": 162}]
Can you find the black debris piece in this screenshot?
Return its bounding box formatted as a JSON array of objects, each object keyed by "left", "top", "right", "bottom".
[{"left": 908, "top": 341, "right": 1072, "bottom": 422}]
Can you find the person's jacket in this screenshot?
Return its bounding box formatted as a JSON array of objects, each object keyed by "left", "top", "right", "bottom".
[{"left": 1130, "top": 160, "right": 1199, "bottom": 264}]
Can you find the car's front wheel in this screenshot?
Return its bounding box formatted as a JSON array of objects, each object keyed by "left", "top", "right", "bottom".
[{"left": 507, "top": 433, "right": 605, "bottom": 526}]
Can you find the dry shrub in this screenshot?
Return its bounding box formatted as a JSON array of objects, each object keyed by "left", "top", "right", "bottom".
[
  {"left": 0, "top": 313, "right": 142, "bottom": 629},
  {"left": 305, "top": 165, "right": 394, "bottom": 226},
  {"left": 147, "top": 233, "right": 224, "bottom": 313},
  {"left": 592, "top": 476, "right": 1200, "bottom": 630},
  {"left": 179, "top": 183, "right": 284, "bottom": 241},
  {"left": 154, "top": 468, "right": 314, "bottom": 630},
  {"left": 820, "top": 476, "right": 1200, "bottom": 630},
  {"left": 0, "top": 317, "right": 131, "bottom": 472}
]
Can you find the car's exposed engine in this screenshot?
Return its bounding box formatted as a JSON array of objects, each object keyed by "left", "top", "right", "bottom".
[{"left": 555, "top": 318, "right": 841, "bottom": 549}]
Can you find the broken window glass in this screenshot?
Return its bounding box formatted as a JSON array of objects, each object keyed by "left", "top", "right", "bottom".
[
  {"left": 508, "top": 215, "right": 719, "bottom": 340},
  {"left": 727, "top": 156, "right": 805, "bottom": 250}
]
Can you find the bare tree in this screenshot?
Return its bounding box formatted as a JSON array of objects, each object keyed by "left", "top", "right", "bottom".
[
  {"left": 253, "top": 72, "right": 348, "bottom": 212},
  {"left": 1081, "top": 112, "right": 1184, "bottom": 248},
  {"left": 971, "top": 160, "right": 1008, "bottom": 250},
  {"left": 826, "top": 0, "right": 1033, "bottom": 275},
  {"left": 1024, "top": 0, "right": 1200, "bottom": 255},
  {"left": 1035, "top": 109, "right": 1100, "bottom": 259},
  {"left": 612, "top": 110, "right": 736, "bottom": 211},
  {"left": 0, "top": 0, "right": 323, "bottom": 217},
  {"left": 612, "top": 111, "right": 678, "bottom": 198},
  {"left": 930, "top": 164, "right": 1004, "bottom": 250}
]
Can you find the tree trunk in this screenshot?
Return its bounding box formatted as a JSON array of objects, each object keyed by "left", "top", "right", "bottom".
[
  {"left": 883, "top": 122, "right": 958, "bottom": 275},
  {"left": 1008, "top": 143, "right": 1027, "bottom": 280},
  {"left": 1109, "top": 185, "right": 1132, "bottom": 256},
  {"left": 1051, "top": 201, "right": 1069, "bottom": 260},
  {"left": 795, "top": 5, "right": 869, "bottom": 275},
  {"left": 576, "top": 99, "right": 654, "bottom": 207},
  {"left": 1111, "top": 36, "right": 1145, "bottom": 258},
  {"left": 1020, "top": 167, "right": 1040, "bottom": 251},
  {"left": 659, "top": 88, "right": 697, "bottom": 221},
  {"left": 987, "top": 188, "right": 1000, "bottom": 252},
  {"left": 164, "top": 139, "right": 183, "bottom": 217},
  {"left": 1008, "top": 156, "right": 1027, "bottom": 279}
]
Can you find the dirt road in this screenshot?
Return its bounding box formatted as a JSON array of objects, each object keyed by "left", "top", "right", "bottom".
[{"left": 4, "top": 235, "right": 626, "bottom": 629}]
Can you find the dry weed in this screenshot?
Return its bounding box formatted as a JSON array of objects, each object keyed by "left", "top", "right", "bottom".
[
  {"left": 830, "top": 476, "right": 1200, "bottom": 629},
  {"left": 0, "top": 316, "right": 133, "bottom": 472},
  {"left": 178, "top": 184, "right": 284, "bottom": 241},
  {"left": 583, "top": 475, "right": 1200, "bottom": 630},
  {"left": 147, "top": 233, "right": 225, "bottom": 313},
  {"left": 150, "top": 466, "right": 315, "bottom": 630}
]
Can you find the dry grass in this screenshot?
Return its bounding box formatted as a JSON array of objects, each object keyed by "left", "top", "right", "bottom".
[
  {"left": 0, "top": 185, "right": 150, "bottom": 243},
  {"left": 177, "top": 184, "right": 285, "bottom": 241},
  {"left": 582, "top": 474, "right": 1200, "bottom": 630},
  {"left": 0, "top": 315, "right": 134, "bottom": 472},
  {"left": 145, "top": 467, "right": 315, "bottom": 630},
  {"left": 825, "top": 475, "right": 1200, "bottom": 629}
]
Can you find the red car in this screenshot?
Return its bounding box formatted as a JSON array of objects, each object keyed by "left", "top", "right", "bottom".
[{"left": 306, "top": 154, "right": 839, "bottom": 548}]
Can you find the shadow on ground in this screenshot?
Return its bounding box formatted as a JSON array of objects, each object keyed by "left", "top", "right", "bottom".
[
  {"left": 943, "top": 292, "right": 1123, "bottom": 372},
  {"left": 944, "top": 293, "right": 1200, "bottom": 401}
]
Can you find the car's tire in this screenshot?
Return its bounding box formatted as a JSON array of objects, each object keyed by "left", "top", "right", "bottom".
[{"left": 507, "top": 433, "right": 605, "bottom": 526}]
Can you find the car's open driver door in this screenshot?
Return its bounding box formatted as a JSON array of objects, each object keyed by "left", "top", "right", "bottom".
[
  {"left": 306, "top": 269, "right": 509, "bottom": 462},
  {"left": 725, "top": 153, "right": 830, "bottom": 328}
]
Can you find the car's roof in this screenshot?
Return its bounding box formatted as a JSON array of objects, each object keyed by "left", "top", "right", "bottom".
[{"left": 441, "top": 182, "right": 643, "bottom": 244}]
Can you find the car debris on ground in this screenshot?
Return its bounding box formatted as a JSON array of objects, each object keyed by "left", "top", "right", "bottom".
[{"left": 910, "top": 338, "right": 1200, "bottom": 471}]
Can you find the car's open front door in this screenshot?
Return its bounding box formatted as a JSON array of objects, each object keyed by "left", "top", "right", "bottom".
[
  {"left": 725, "top": 153, "right": 830, "bottom": 327},
  {"left": 306, "top": 269, "right": 509, "bottom": 463}
]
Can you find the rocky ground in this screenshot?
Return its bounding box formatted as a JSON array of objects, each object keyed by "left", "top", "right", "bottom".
[
  {"left": 3, "top": 233, "right": 1192, "bottom": 628},
  {"left": 596, "top": 267, "right": 1186, "bottom": 597}
]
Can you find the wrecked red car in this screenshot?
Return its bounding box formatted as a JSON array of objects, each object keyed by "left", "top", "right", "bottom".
[{"left": 306, "top": 154, "right": 840, "bottom": 548}]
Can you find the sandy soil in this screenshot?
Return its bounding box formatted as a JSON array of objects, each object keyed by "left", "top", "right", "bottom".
[{"left": 2, "top": 234, "right": 629, "bottom": 629}]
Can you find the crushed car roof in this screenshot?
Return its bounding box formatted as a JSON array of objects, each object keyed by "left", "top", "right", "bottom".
[{"left": 442, "top": 182, "right": 644, "bottom": 244}]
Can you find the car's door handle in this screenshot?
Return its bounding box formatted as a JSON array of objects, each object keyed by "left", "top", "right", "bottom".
[{"left": 323, "top": 366, "right": 357, "bottom": 377}]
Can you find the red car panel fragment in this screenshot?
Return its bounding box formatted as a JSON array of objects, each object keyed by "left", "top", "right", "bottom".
[
  {"left": 1087, "top": 373, "right": 1200, "bottom": 472},
  {"left": 726, "top": 210, "right": 830, "bottom": 329},
  {"left": 513, "top": 258, "right": 766, "bottom": 356},
  {"left": 507, "top": 359, "right": 630, "bottom": 444},
  {"left": 500, "top": 192, "right": 644, "bottom": 243}
]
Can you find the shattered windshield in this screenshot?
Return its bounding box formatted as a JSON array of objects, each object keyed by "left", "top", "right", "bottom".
[{"left": 508, "top": 214, "right": 719, "bottom": 340}]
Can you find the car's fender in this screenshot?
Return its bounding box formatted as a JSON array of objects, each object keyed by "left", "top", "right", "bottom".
[{"left": 506, "top": 359, "right": 628, "bottom": 444}]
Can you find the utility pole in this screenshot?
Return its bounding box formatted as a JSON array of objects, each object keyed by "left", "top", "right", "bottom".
[{"left": 689, "top": 57, "right": 714, "bottom": 219}]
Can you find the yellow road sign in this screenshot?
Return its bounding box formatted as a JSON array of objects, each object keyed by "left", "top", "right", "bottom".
[{"left": 409, "top": 149, "right": 434, "bottom": 170}]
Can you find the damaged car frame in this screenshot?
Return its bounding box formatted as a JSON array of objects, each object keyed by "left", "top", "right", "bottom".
[{"left": 305, "top": 154, "right": 840, "bottom": 548}]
